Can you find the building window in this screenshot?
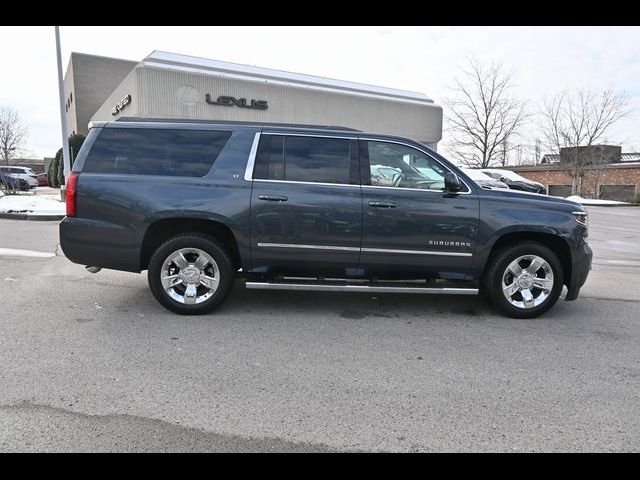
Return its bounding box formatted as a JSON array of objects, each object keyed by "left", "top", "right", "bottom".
[
  {"left": 548, "top": 185, "right": 572, "bottom": 197},
  {"left": 599, "top": 184, "right": 636, "bottom": 202},
  {"left": 70, "top": 92, "right": 73, "bottom": 103}
]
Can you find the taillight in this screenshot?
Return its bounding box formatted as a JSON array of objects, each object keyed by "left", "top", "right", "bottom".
[{"left": 66, "top": 172, "right": 78, "bottom": 217}]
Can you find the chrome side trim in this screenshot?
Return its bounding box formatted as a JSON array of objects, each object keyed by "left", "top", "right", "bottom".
[
  {"left": 361, "top": 247, "right": 472, "bottom": 257},
  {"left": 254, "top": 179, "right": 360, "bottom": 188},
  {"left": 246, "top": 282, "right": 479, "bottom": 295},
  {"left": 257, "top": 243, "right": 359, "bottom": 252},
  {"left": 243, "top": 132, "right": 262, "bottom": 181},
  {"left": 257, "top": 243, "right": 472, "bottom": 257}
]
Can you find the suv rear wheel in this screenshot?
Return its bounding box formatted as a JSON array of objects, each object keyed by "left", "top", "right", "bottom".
[
  {"left": 484, "top": 242, "right": 564, "bottom": 319},
  {"left": 147, "top": 234, "right": 234, "bottom": 315}
]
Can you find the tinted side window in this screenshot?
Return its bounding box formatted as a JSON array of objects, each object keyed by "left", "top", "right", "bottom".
[
  {"left": 254, "top": 134, "right": 284, "bottom": 180},
  {"left": 254, "top": 135, "right": 351, "bottom": 184},
  {"left": 83, "top": 128, "right": 231, "bottom": 177},
  {"left": 285, "top": 136, "right": 350, "bottom": 184}
]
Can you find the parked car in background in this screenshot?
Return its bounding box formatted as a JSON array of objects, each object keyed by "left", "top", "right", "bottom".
[
  {"left": 0, "top": 166, "right": 39, "bottom": 189},
  {"left": 37, "top": 173, "right": 49, "bottom": 186},
  {"left": 480, "top": 168, "right": 547, "bottom": 194},
  {"left": 0, "top": 173, "right": 30, "bottom": 191},
  {"left": 461, "top": 168, "right": 509, "bottom": 190}
]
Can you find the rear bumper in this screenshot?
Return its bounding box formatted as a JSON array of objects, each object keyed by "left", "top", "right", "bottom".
[
  {"left": 59, "top": 217, "right": 142, "bottom": 273},
  {"left": 565, "top": 242, "right": 592, "bottom": 301}
]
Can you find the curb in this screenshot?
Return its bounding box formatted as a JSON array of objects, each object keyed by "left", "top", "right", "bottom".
[{"left": 0, "top": 213, "right": 65, "bottom": 221}]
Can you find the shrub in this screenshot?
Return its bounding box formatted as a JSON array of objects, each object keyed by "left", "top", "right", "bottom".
[
  {"left": 50, "top": 134, "right": 85, "bottom": 188},
  {"left": 0, "top": 175, "right": 25, "bottom": 195},
  {"left": 48, "top": 149, "right": 62, "bottom": 188}
]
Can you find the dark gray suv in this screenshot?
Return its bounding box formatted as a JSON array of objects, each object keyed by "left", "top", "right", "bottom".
[{"left": 60, "top": 118, "right": 592, "bottom": 318}]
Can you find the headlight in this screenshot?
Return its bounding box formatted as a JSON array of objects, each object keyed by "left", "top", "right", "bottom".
[{"left": 572, "top": 211, "right": 589, "bottom": 241}]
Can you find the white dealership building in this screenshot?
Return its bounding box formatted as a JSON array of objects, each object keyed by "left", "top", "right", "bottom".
[{"left": 63, "top": 51, "right": 443, "bottom": 148}]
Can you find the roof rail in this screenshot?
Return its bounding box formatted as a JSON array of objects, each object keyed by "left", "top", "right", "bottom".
[{"left": 115, "top": 117, "right": 361, "bottom": 131}]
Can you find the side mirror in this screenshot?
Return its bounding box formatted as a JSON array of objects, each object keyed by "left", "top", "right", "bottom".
[
  {"left": 499, "top": 176, "right": 507, "bottom": 182},
  {"left": 444, "top": 172, "right": 462, "bottom": 193}
]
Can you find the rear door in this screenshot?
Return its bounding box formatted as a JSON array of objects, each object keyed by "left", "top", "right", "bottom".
[
  {"left": 359, "top": 139, "right": 479, "bottom": 279},
  {"left": 248, "top": 132, "right": 362, "bottom": 277}
]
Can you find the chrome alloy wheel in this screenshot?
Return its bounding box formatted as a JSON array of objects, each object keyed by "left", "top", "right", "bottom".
[
  {"left": 160, "top": 248, "right": 220, "bottom": 305},
  {"left": 501, "top": 255, "right": 554, "bottom": 309}
]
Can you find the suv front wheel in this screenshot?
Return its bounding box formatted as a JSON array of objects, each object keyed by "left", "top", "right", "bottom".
[
  {"left": 147, "top": 234, "right": 234, "bottom": 315},
  {"left": 484, "top": 242, "right": 564, "bottom": 319}
]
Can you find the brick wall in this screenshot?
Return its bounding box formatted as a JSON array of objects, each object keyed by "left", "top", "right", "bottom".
[
  {"left": 510, "top": 164, "right": 640, "bottom": 201},
  {"left": 11, "top": 159, "right": 45, "bottom": 174}
]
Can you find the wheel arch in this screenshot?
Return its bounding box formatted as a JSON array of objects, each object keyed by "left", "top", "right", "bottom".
[
  {"left": 140, "top": 216, "right": 243, "bottom": 271},
  {"left": 485, "top": 230, "right": 572, "bottom": 287}
]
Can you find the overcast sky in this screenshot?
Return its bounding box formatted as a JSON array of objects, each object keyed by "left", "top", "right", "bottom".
[{"left": 1, "top": 26, "right": 639, "bottom": 159}]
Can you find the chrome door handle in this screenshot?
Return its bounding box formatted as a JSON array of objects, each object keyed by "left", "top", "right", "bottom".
[
  {"left": 368, "top": 201, "right": 396, "bottom": 208},
  {"left": 258, "top": 194, "right": 288, "bottom": 202}
]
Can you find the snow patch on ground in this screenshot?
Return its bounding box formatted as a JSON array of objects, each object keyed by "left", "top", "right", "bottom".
[
  {"left": 565, "top": 195, "right": 629, "bottom": 206},
  {"left": 0, "top": 191, "right": 65, "bottom": 215},
  {"left": 0, "top": 247, "right": 55, "bottom": 258}
]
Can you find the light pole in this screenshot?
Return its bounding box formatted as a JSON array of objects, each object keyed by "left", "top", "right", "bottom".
[{"left": 55, "top": 26, "right": 71, "bottom": 193}]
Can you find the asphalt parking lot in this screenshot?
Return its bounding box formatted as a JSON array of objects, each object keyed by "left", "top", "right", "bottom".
[{"left": 0, "top": 207, "right": 639, "bottom": 452}]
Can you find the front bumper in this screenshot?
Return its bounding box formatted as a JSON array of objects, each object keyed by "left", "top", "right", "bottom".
[{"left": 565, "top": 242, "right": 593, "bottom": 301}]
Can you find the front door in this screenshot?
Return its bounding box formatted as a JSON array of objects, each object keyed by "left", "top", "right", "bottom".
[
  {"left": 359, "top": 139, "right": 479, "bottom": 280},
  {"left": 249, "top": 133, "right": 362, "bottom": 277}
]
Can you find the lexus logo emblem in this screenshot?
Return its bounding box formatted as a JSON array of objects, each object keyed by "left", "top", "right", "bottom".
[
  {"left": 205, "top": 94, "right": 268, "bottom": 110},
  {"left": 111, "top": 94, "right": 131, "bottom": 116}
]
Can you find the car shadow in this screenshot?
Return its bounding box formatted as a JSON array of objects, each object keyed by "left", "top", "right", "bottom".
[{"left": 110, "top": 278, "right": 581, "bottom": 325}]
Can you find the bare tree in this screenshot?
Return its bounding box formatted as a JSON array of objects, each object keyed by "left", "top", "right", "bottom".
[
  {"left": 0, "top": 106, "right": 28, "bottom": 165},
  {"left": 500, "top": 136, "right": 509, "bottom": 167},
  {"left": 445, "top": 58, "right": 529, "bottom": 168},
  {"left": 540, "top": 88, "right": 630, "bottom": 196}
]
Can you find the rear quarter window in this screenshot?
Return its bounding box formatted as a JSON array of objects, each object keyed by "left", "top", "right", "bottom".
[{"left": 83, "top": 128, "right": 232, "bottom": 177}]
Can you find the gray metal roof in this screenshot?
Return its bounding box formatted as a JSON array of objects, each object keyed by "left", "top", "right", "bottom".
[
  {"left": 621, "top": 153, "right": 640, "bottom": 162},
  {"left": 543, "top": 152, "right": 640, "bottom": 163},
  {"left": 141, "top": 50, "right": 435, "bottom": 105}
]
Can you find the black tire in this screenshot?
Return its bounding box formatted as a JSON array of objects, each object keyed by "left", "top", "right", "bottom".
[
  {"left": 147, "top": 234, "right": 234, "bottom": 315},
  {"left": 483, "top": 241, "right": 564, "bottom": 319}
]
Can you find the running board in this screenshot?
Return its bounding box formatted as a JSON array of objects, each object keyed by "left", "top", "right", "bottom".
[{"left": 245, "top": 281, "right": 478, "bottom": 295}]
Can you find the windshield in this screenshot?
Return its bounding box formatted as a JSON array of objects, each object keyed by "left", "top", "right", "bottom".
[
  {"left": 462, "top": 168, "right": 493, "bottom": 181},
  {"left": 481, "top": 169, "right": 530, "bottom": 182}
]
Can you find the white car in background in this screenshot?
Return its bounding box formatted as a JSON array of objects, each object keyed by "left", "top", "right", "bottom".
[
  {"left": 480, "top": 168, "right": 547, "bottom": 194},
  {"left": 461, "top": 168, "right": 510, "bottom": 190},
  {"left": 0, "top": 166, "right": 39, "bottom": 188}
]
